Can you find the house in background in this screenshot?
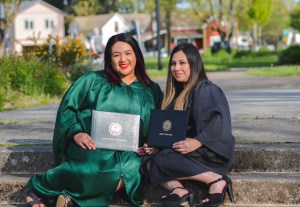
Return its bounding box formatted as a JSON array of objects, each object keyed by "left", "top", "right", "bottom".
[
  {"left": 167, "top": 12, "right": 204, "bottom": 52},
  {"left": 68, "top": 13, "right": 132, "bottom": 47},
  {"left": 5, "top": 0, "right": 65, "bottom": 54},
  {"left": 68, "top": 12, "right": 157, "bottom": 53}
]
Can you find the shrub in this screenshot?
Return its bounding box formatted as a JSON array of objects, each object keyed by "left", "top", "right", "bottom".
[
  {"left": 5, "top": 58, "right": 66, "bottom": 96},
  {"left": 0, "top": 57, "right": 68, "bottom": 110},
  {"left": 234, "top": 50, "right": 277, "bottom": 58},
  {"left": 277, "top": 45, "right": 300, "bottom": 65},
  {"left": 25, "top": 34, "right": 91, "bottom": 81},
  {"left": 0, "top": 58, "right": 12, "bottom": 110}
]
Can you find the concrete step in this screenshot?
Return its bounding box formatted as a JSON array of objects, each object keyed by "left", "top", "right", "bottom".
[
  {"left": 1, "top": 144, "right": 299, "bottom": 174},
  {"left": 0, "top": 172, "right": 299, "bottom": 206}
]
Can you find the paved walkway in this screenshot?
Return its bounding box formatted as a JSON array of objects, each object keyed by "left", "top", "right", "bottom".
[{"left": 0, "top": 68, "right": 299, "bottom": 145}]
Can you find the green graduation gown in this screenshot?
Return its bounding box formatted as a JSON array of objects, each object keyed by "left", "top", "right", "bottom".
[{"left": 27, "top": 70, "right": 163, "bottom": 206}]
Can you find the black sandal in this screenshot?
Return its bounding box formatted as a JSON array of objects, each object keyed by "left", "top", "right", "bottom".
[
  {"left": 161, "top": 187, "right": 194, "bottom": 207},
  {"left": 26, "top": 190, "right": 46, "bottom": 207},
  {"left": 201, "top": 175, "right": 234, "bottom": 207},
  {"left": 56, "top": 194, "right": 73, "bottom": 207}
]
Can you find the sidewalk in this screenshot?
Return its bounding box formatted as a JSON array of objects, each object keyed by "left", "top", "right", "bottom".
[{"left": 0, "top": 68, "right": 299, "bottom": 145}]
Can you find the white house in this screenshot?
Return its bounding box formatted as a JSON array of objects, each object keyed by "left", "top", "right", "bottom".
[
  {"left": 9, "top": 0, "right": 65, "bottom": 53},
  {"left": 68, "top": 13, "right": 133, "bottom": 47},
  {"left": 68, "top": 12, "right": 158, "bottom": 53}
]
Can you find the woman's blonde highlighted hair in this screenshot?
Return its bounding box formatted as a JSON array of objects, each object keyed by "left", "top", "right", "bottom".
[{"left": 161, "top": 42, "right": 208, "bottom": 110}]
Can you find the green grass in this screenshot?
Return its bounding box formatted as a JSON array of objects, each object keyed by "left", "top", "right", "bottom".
[
  {"left": 147, "top": 69, "right": 168, "bottom": 77},
  {"left": 1, "top": 92, "right": 62, "bottom": 111},
  {"left": 246, "top": 65, "right": 300, "bottom": 77},
  {"left": 145, "top": 51, "right": 278, "bottom": 73}
]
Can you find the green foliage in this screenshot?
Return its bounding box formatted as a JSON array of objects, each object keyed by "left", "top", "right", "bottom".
[
  {"left": 4, "top": 57, "right": 66, "bottom": 96},
  {"left": 290, "top": 4, "right": 300, "bottom": 30},
  {"left": 202, "top": 49, "right": 278, "bottom": 70},
  {"left": 0, "top": 57, "right": 68, "bottom": 111},
  {"left": 26, "top": 34, "right": 90, "bottom": 81},
  {"left": 145, "top": 57, "right": 169, "bottom": 70},
  {"left": 234, "top": 50, "right": 277, "bottom": 58},
  {"left": 247, "top": 65, "right": 300, "bottom": 77},
  {"left": 247, "top": 0, "right": 273, "bottom": 25},
  {"left": 277, "top": 45, "right": 300, "bottom": 65},
  {"left": 72, "top": 1, "right": 102, "bottom": 16},
  {"left": 262, "top": 0, "right": 290, "bottom": 42},
  {"left": 144, "top": 50, "right": 278, "bottom": 72}
]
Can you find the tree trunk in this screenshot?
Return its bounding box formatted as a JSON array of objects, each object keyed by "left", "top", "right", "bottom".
[{"left": 253, "top": 22, "right": 258, "bottom": 50}]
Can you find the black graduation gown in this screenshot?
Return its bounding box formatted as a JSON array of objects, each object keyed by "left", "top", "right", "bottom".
[{"left": 142, "top": 80, "right": 235, "bottom": 185}]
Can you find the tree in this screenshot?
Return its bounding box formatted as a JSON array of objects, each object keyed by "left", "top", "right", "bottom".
[
  {"left": 262, "top": 0, "right": 290, "bottom": 47},
  {"left": 187, "top": 0, "right": 210, "bottom": 25},
  {"left": 71, "top": 1, "right": 102, "bottom": 16},
  {"left": 247, "top": 0, "right": 273, "bottom": 48},
  {"left": 0, "top": 0, "right": 22, "bottom": 56},
  {"left": 160, "top": 0, "right": 177, "bottom": 55},
  {"left": 188, "top": 0, "right": 250, "bottom": 53},
  {"left": 43, "top": 0, "right": 65, "bottom": 11},
  {"left": 290, "top": 4, "right": 300, "bottom": 31},
  {"left": 143, "top": 0, "right": 177, "bottom": 55},
  {"left": 289, "top": 3, "right": 300, "bottom": 45},
  {"left": 97, "top": 0, "right": 119, "bottom": 13}
]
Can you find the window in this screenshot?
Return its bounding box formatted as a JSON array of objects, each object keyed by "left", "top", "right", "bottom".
[
  {"left": 45, "top": 19, "right": 55, "bottom": 29},
  {"left": 114, "top": 21, "right": 119, "bottom": 33},
  {"left": 25, "top": 20, "right": 34, "bottom": 30}
]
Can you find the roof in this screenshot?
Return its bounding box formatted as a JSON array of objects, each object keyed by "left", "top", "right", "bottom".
[
  {"left": 71, "top": 13, "right": 116, "bottom": 34},
  {"left": 121, "top": 13, "right": 151, "bottom": 32},
  {"left": 70, "top": 13, "right": 152, "bottom": 35},
  {"left": 18, "top": 0, "right": 65, "bottom": 15},
  {"left": 0, "top": 0, "right": 65, "bottom": 18},
  {"left": 169, "top": 12, "right": 202, "bottom": 28}
]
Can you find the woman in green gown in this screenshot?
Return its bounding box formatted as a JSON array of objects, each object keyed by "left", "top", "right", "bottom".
[{"left": 26, "top": 33, "right": 163, "bottom": 207}]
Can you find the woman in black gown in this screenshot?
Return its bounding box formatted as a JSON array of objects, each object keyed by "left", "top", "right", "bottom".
[{"left": 142, "top": 42, "right": 235, "bottom": 207}]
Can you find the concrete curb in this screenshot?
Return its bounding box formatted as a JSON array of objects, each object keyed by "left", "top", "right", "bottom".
[{"left": 1, "top": 144, "right": 299, "bottom": 174}]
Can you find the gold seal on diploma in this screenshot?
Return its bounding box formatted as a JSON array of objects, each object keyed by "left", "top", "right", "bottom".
[{"left": 163, "top": 120, "right": 172, "bottom": 131}]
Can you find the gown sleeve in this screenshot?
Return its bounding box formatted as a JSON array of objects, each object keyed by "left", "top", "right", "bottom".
[
  {"left": 192, "top": 81, "right": 235, "bottom": 160},
  {"left": 52, "top": 72, "right": 98, "bottom": 165}
]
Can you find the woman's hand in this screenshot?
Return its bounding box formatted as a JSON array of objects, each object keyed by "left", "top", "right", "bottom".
[
  {"left": 143, "top": 143, "right": 159, "bottom": 155},
  {"left": 136, "top": 143, "right": 159, "bottom": 156},
  {"left": 137, "top": 146, "right": 147, "bottom": 156},
  {"left": 73, "top": 132, "right": 96, "bottom": 150},
  {"left": 173, "top": 138, "right": 202, "bottom": 154}
]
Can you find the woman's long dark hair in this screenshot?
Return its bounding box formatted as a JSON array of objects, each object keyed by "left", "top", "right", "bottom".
[
  {"left": 162, "top": 42, "right": 208, "bottom": 110},
  {"left": 104, "top": 33, "right": 152, "bottom": 87}
]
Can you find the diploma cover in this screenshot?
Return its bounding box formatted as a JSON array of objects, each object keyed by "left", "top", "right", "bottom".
[
  {"left": 91, "top": 110, "right": 140, "bottom": 151},
  {"left": 147, "top": 109, "right": 189, "bottom": 148}
]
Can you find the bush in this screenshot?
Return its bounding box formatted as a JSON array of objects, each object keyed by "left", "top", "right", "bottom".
[
  {"left": 7, "top": 58, "right": 67, "bottom": 96},
  {"left": 277, "top": 45, "right": 300, "bottom": 65},
  {"left": 0, "top": 58, "right": 12, "bottom": 110},
  {"left": 25, "top": 34, "right": 91, "bottom": 81},
  {"left": 234, "top": 50, "right": 277, "bottom": 58},
  {"left": 0, "top": 57, "right": 68, "bottom": 110}
]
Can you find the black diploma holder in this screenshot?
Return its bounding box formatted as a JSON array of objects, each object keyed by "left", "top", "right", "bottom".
[
  {"left": 147, "top": 109, "right": 189, "bottom": 148},
  {"left": 91, "top": 110, "right": 140, "bottom": 151}
]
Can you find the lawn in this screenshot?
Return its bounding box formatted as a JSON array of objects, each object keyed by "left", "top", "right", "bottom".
[
  {"left": 145, "top": 50, "right": 280, "bottom": 77},
  {"left": 246, "top": 65, "right": 300, "bottom": 77}
]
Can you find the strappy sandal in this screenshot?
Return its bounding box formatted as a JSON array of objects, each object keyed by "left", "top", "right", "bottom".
[
  {"left": 161, "top": 187, "right": 194, "bottom": 207},
  {"left": 201, "top": 175, "right": 234, "bottom": 207},
  {"left": 26, "top": 190, "right": 46, "bottom": 207},
  {"left": 56, "top": 194, "right": 73, "bottom": 207}
]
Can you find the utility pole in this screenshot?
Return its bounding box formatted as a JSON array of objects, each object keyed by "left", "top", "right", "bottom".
[{"left": 155, "top": 0, "right": 162, "bottom": 70}]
